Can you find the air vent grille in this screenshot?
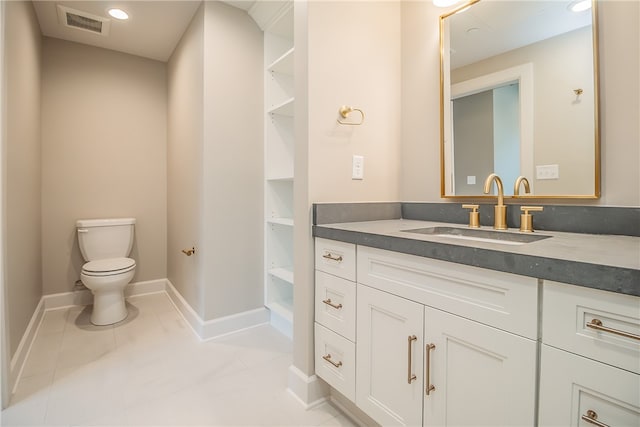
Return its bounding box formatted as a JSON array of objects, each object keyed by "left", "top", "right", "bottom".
[
  {"left": 56, "top": 5, "right": 111, "bottom": 36},
  {"left": 65, "top": 12, "right": 103, "bottom": 33}
]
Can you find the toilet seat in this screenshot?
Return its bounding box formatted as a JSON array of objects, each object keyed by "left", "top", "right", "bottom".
[{"left": 82, "top": 257, "right": 136, "bottom": 277}]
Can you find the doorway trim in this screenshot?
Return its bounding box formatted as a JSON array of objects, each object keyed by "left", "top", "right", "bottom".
[{"left": 449, "top": 62, "right": 534, "bottom": 194}]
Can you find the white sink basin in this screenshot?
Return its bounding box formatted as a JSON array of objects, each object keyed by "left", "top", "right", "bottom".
[{"left": 402, "top": 226, "right": 551, "bottom": 246}]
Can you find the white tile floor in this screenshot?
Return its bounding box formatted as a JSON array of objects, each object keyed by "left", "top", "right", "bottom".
[{"left": 1, "top": 292, "right": 356, "bottom": 427}]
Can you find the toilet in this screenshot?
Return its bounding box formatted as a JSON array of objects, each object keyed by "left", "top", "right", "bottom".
[{"left": 76, "top": 218, "right": 136, "bottom": 325}]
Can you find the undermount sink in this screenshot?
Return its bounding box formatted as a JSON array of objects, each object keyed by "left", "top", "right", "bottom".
[{"left": 401, "top": 226, "right": 552, "bottom": 246}]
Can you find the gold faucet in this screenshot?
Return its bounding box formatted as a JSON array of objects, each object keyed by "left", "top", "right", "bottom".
[
  {"left": 483, "top": 173, "right": 507, "bottom": 230},
  {"left": 514, "top": 176, "right": 531, "bottom": 196}
]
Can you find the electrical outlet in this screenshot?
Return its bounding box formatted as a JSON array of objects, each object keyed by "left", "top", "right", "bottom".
[
  {"left": 352, "top": 155, "right": 364, "bottom": 180},
  {"left": 536, "top": 164, "right": 560, "bottom": 180}
]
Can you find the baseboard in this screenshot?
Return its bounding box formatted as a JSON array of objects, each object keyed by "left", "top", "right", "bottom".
[
  {"left": 9, "top": 298, "right": 44, "bottom": 394},
  {"left": 42, "top": 279, "right": 167, "bottom": 310},
  {"left": 286, "top": 364, "right": 329, "bottom": 409},
  {"left": 165, "top": 279, "right": 270, "bottom": 341},
  {"left": 328, "top": 389, "right": 380, "bottom": 427}
]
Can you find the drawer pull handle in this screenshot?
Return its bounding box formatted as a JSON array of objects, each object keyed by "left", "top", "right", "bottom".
[
  {"left": 407, "top": 335, "right": 417, "bottom": 384},
  {"left": 425, "top": 343, "right": 436, "bottom": 395},
  {"left": 581, "top": 410, "right": 609, "bottom": 427},
  {"left": 322, "top": 299, "right": 343, "bottom": 310},
  {"left": 322, "top": 354, "right": 342, "bottom": 368},
  {"left": 586, "top": 318, "right": 640, "bottom": 341},
  {"left": 322, "top": 253, "right": 343, "bottom": 262}
]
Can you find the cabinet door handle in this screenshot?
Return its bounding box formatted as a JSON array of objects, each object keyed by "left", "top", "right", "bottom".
[
  {"left": 322, "top": 299, "right": 343, "bottom": 310},
  {"left": 586, "top": 318, "right": 640, "bottom": 341},
  {"left": 407, "top": 335, "right": 417, "bottom": 384},
  {"left": 322, "top": 252, "right": 343, "bottom": 262},
  {"left": 425, "top": 343, "right": 436, "bottom": 395},
  {"left": 581, "top": 410, "right": 609, "bottom": 427},
  {"left": 322, "top": 354, "right": 342, "bottom": 368}
]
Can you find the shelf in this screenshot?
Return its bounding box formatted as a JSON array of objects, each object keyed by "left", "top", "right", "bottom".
[
  {"left": 268, "top": 266, "right": 294, "bottom": 285},
  {"left": 267, "top": 217, "right": 294, "bottom": 227},
  {"left": 266, "top": 175, "right": 294, "bottom": 182},
  {"left": 268, "top": 97, "right": 294, "bottom": 117},
  {"left": 268, "top": 48, "right": 294, "bottom": 75},
  {"left": 267, "top": 300, "right": 293, "bottom": 322}
]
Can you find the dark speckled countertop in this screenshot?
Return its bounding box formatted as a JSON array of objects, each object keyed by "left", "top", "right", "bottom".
[{"left": 313, "top": 219, "right": 640, "bottom": 297}]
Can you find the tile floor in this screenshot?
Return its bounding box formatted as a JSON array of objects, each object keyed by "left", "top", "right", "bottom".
[{"left": 1, "top": 292, "right": 356, "bottom": 427}]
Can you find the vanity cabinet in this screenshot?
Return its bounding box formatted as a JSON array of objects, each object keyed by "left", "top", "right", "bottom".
[
  {"left": 538, "top": 281, "right": 640, "bottom": 426},
  {"left": 356, "top": 285, "right": 537, "bottom": 426},
  {"left": 314, "top": 239, "right": 539, "bottom": 426},
  {"left": 314, "top": 239, "right": 357, "bottom": 401}
]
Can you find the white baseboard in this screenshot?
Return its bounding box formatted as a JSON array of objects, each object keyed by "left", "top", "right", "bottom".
[
  {"left": 9, "top": 298, "right": 44, "bottom": 394},
  {"left": 42, "top": 279, "right": 167, "bottom": 310},
  {"left": 286, "top": 364, "right": 329, "bottom": 409},
  {"left": 165, "top": 279, "right": 270, "bottom": 341}
]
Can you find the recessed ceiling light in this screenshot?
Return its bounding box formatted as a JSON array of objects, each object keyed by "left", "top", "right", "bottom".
[
  {"left": 108, "top": 8, "right": 129, "bottom": 20},
  {"left": 569, "top": 0, "right": 591, "bottom": 12}
]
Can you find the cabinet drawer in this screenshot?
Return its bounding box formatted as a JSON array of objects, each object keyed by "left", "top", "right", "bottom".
[
  {"left": 357, "top": 246, "right": 539, "bottom": 339},
  {"left": 314, "top": 323, "right": 355, "bottom": 402},
  {"left": 543, "top": 281, "right": 640, "bottom": 374},
  {"left": 539, "top": 345, "right": 640, "bottom": 427},
  {"left": 315, "top": 271, "right": 356, "bottom": 341},
  {"left": 315, "top": 238, "right": 356, "bottom": 281}
]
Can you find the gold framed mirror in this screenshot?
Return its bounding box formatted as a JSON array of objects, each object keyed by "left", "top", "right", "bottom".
[{"left": 440, "top": 0, "right": 600, "bottom": 199}]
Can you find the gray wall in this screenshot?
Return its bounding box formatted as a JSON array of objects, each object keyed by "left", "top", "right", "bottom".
[
  {"left": 41, "top": 38, "right": 168, "bottom": 296},
  {"left": 168, "top": 1, "right": 264, "bottom": 321},
  {"left": 452, "top": 90, "right": 493, "bottom": 195},
  {"left": 4, "top": 0, "right": 42, "bottom": 358}
]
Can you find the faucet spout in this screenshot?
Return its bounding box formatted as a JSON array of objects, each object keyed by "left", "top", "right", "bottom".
[
  {"left": 483, "top": 173, "right": 504, "bottom": 206},
  {"left": 483, "top": 173, "right": 507, "bottom": 230},
  {"left": 514, "top": 176, "right": 531, "bottom": 196}
]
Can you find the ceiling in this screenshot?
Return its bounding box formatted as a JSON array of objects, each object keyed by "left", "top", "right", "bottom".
[
  {"left": 449, "top": 1, "right": 593, "bottom": 69},
  {"left": 32, "top": 1, "right": 246, "bottom": 62}
]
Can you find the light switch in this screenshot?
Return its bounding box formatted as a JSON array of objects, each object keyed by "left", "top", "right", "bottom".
[
  {"left": 352, "top": 155, "right": 364, "bottom": 180},
  {"left": 467, "top": 176, "right": 476, "bottom": 185}
]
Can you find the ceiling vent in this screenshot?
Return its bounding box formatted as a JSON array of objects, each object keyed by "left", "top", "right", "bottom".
[{"left": 57, "top": 5, "right": 111, "bottom": 36}]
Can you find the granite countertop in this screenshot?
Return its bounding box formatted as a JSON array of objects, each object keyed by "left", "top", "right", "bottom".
[{"left": 313, "top": 219, "right": 640, "bottom": 297}]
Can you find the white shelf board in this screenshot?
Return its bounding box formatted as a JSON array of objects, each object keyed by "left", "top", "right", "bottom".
[
  {"left": 267, "top": 217, "right": 294, "bottom": 227},
  {"left": 268, "top": 97, "right": 294, "bottom": 117},
  {"left": 268, "top": 48, "right": 294, "bottom": 75},
  {"left": 266, "top": 175, "right": 294, "bottom": 182},
  {"left": 267, "top": 300, "right": 293, "bottom": 322},
  {"left": 268, "top": 266, "right": 294, "bottom": 285}
]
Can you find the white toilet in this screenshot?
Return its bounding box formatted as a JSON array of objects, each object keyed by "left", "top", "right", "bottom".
[{"left": 76, "top": 218, "right": 137, "bottom": 325}]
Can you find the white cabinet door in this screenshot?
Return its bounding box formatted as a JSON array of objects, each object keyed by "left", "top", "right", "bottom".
[
  {"left": 423, "top": 307, "right": 537, "bottom": 427},
  {"left": 356, "top": 284, "right": 424, "bottom": 427},
  {"left": 539, "top": 344, "right": 640, "bottom": 427}
]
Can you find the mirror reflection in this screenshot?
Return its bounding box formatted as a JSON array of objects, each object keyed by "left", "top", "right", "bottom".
[{"left": 440, "top": 0, "right": 599, "bottom": 198}]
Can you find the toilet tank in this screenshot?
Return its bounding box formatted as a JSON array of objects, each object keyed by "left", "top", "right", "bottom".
[{"left": 76, "top": 218, "right": 136, "bottom": 261}]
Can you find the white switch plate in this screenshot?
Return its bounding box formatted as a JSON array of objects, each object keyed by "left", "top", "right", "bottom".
[
  {"left": 536, "top": 164, "right": 560, "bottom": 180},
  {"left": 467, "top": 176, "right": 476, "bottom": 185},
  {"left": 352, "top": 155, "right": 364, "bottom": 180}
]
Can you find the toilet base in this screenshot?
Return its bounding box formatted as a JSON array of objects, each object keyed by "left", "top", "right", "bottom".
[{"left": 91, "top": 288, "right": 128, "bottom": 326}]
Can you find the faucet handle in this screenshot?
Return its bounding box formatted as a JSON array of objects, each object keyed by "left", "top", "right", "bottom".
[
  {"left": 462, "top": 204, "right": 480, "bottom": 228},
  {"left": 520, "top": 206, "right": 543, "bottom": 233}
]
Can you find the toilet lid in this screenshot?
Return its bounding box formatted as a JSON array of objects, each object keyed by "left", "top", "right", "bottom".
[{"left": 82, "top": 257, "right": 136, "bottom": 275}]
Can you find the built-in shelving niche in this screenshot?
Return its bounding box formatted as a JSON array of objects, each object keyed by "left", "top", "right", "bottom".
[{"left": 255, "top": 1, "right": 294, "bottom": 338}]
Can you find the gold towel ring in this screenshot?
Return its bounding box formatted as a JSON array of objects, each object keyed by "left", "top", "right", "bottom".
[{"left": 337, "top": 105, "right": 365, "bottom": 125}]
